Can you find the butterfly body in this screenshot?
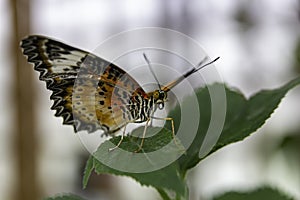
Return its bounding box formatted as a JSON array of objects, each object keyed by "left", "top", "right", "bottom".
[{"left": 128, "top": 89, "right": 167, "bottom": 123}]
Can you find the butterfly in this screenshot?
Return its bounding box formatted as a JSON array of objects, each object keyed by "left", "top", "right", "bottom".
[{"left": 20, "top": 35, "right": 219, "bottom": 151}]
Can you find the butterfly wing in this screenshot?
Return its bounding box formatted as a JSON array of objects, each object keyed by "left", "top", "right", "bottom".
[{"left": 21, "top": 35, "right": 146, "bottom": 134}]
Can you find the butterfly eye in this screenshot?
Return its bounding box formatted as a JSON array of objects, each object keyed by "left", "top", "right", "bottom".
[{"left": 153, "top": 91, "right": 160, "bottom": 99}]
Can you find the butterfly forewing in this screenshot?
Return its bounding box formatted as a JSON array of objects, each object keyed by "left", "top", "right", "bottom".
[{"left": 21, "top": 35, "right": 147, "bottom": 134}]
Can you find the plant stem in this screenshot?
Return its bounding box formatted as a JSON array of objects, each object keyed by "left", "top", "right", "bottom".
[{"left": 156, "top": 188, "right": 172, "bottom": 200}]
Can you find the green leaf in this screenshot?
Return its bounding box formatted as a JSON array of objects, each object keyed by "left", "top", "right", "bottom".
[
  {"left": 82, "top": 154, "right": 94, "bottom": 189},
  {"left": 214, "top": 77, "right": 300, "bottom": 153},
  {"left": 84, "top": 127, "right": 187, "bottom": 198},
  {"left": 168, "top": 77, "right": 300, "bottom": 172},
  {"left": 212, "top": 187, "right": 294, "bottom": 200},
  {"left": 45, "top": 194, "right": 86, "bottom": 200}
]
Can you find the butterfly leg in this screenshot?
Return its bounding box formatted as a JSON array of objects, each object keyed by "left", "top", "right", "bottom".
[
  {"left": 108, "top": 125, "right": 127, "bottom": 152},
  {"left": 151, "top": 116, "right": 181, "bottom": 148},
  {"left": 134, "top": 118, "right": 151, "bottom": 153}
]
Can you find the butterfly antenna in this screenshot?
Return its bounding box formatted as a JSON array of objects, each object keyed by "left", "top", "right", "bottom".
[
  {"left": 182, "top": 56, "right": 220, "bottom": 79},
  {"left": 194, "top": 56, "right": 220, "bottom": 74},
  {"left": 162, "top": 56, "right": 220, "bottom": 92},
  {"left": 143, "top": 53, "right": 162, "bottom": 91}
]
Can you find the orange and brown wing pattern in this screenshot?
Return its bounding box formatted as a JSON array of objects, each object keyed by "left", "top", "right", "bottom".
[
  {"left": 21, "top": 35, "right": 146, "bottom": 134},
  {"left": 94, "top": 65, "right": 143, "bottom": 134},
  {"left": 73, "top": 62, "right": 146, "bottom": 134}
]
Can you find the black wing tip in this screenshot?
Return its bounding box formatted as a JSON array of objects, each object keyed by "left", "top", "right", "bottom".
[{"left": 20, "top": 35, "right": 48, "bottom": 47}]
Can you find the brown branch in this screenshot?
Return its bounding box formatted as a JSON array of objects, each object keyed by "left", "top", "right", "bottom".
[{"left": 10, "top": 0, "right": 40, "bottom": 199}]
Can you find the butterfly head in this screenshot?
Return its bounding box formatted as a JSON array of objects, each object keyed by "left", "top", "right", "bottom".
[{"left": 152, "top": 90, "right": 168, "bottom": 110}]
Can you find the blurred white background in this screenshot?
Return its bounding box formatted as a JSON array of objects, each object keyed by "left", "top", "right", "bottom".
[{"left": 0, "top": 0, "right": 299, "bottom": 200}]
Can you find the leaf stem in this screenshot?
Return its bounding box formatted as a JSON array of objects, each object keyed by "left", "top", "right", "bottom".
[{"left": 156, "top": 188, "right": 172, "bottom": 200}]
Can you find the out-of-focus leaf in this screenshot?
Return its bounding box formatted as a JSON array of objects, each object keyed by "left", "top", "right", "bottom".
[
  {"left": 212, "top": 187, "right": 294, "bottom": 200},
  {"left": 45, "top": 194, "right": 86, "bottom": 200}
]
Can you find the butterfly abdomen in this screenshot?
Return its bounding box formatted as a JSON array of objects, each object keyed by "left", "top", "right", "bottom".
[{"left": 128, "top": 94, "right": 155, "bottom": 123}]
